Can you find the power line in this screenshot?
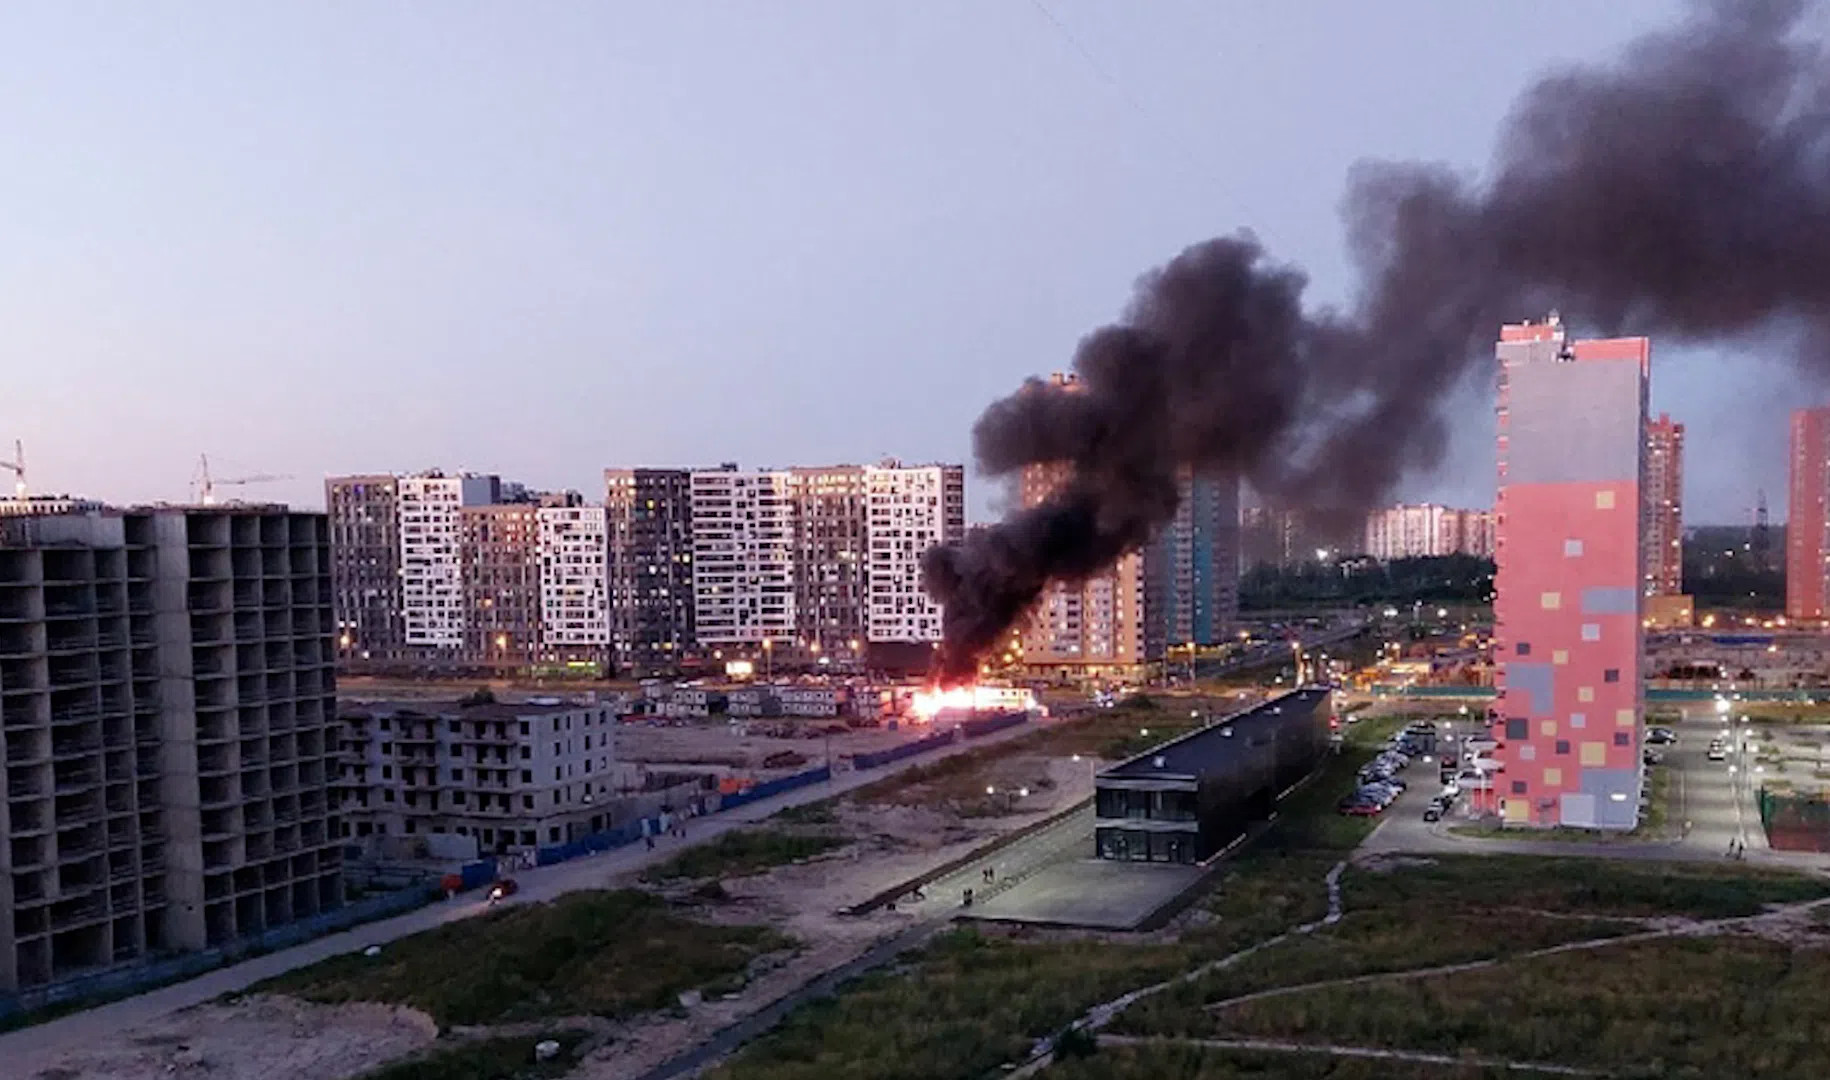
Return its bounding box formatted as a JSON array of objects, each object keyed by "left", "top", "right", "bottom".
[{"left": 1025, "top": 0, "right": 1225, "bottom": 190}]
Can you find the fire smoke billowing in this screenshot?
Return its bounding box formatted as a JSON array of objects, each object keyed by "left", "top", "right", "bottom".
[{"left": 924, "top": 0, "right": 1830, "bottom": 682}]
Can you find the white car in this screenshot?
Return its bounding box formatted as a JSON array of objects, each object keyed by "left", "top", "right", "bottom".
[{"left": 1707, "top": 741, "right": 1728, "bottom": 762}]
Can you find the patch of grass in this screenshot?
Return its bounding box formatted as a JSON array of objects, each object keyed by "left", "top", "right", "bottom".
[
  {"left": 1208, "top": 934, "right": 1830, "bottom": 1079},
  {"left": 640, "top": 828, "right": 845, "bottom": 882},
  {"left": 709, "top": 929, "right": 1194, "bottom": 1080},
  {"left": 357, "top": 1031, "right": 588, "bottom": 1080},
  {"left": 1342, "top": 853, "right": 1830, "bottom": 920},
  {"left": 1042, "top": 1042, "right": 1525, "bottom": 1079},
  {"left": 771, "top": 798, "right": 838, "bottom": 826},
  {"left": 252, "top": 890, "right": 792, "bottom": 1027}
]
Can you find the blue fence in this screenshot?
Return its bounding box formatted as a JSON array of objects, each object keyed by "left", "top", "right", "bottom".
[
  {"left": 853, "top": 729, "right": 955, "bottom": 769},
  {"left": 457, "top": 858, "right": 498, "bottom": 891},
  {"left": 959, "top": 712, "right": 1028, "bottom": 739},
  {"left": 717, "top": 765, "right": 832, "bottom": 811},
  {"left": 0, "top": 882, "right": 439, "bottom": 1023}
]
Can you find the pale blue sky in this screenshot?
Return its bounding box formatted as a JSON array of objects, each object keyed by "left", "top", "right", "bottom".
[{"left": 0, "top": 1, "right": 1796, "bottom": 522}]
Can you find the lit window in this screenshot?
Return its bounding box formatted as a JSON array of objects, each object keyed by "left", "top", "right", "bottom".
[
  {"left": 1578, "top": 686, "right": 1595, "bottom": 702},
  {"left": 1595, "top": 490, "right": 1616, "bottom": 509},
  {"left": 1582, "top": 623, "right": 1601, "bottom": 641},
  {"left": 1541, "top": 592, "right": 1562, "bottom": 610},
  {"left": 1563, "top": 539, "right": 1583, "bottom": 557}
]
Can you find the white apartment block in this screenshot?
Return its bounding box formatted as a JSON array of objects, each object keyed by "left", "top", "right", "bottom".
[
  {"left": 1364, "top": 504, "right": 1495, "bottom": 561},
  {"left": 865, "top": 462, "right": 965, "bottom": 643},
  {"left": 691, "top": 468, "right": 796, "bottom": 645},
  {"left": 397, "top": 473, "right": 498, "bottom": 647},
  {"left": 537, "top": 505, "right": 610, "bottom": 648}
]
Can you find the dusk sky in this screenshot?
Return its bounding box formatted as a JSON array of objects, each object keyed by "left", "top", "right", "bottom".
[{"left": 1, "top": 1, "right": 1803, "bottom": 524}]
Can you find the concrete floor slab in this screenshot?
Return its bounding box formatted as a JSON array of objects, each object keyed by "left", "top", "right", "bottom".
[{"left": 969, "top": 858, "right": 1204, "bottom": 930}]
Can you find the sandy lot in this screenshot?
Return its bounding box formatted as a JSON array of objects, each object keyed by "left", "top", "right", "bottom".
[
  {"left": 14, "top": 996, "right": 437, "bottom": 1080},
  {"left": 617, "top": 716, "right": 923, "bottom": 778}
]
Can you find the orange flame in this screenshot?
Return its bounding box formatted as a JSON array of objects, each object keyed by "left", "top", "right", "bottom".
[{"left": 910, "top": 684, "right": 1039, "bottom": 721}]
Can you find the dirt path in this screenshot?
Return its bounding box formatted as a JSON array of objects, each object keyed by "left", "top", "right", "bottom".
[{"left": 1099, "top": 1034, "right": 1606, "bottom": 1076}]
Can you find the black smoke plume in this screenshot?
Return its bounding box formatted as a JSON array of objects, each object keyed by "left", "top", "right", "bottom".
[{"left": 924, "top": 0, "right": 1830, "bottom": 682}]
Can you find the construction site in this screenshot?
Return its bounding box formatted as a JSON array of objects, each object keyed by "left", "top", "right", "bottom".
[{"left": 5, "top": 687, "right": 1258, "bottom": 1080}]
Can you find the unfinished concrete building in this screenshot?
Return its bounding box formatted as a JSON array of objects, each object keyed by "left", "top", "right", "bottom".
[{"left": 1, "top": 505, "right": 340, "bottom": 994}]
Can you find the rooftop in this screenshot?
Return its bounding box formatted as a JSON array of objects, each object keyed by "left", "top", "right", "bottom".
[{"left": 1098, "top": 687, "right": 1331, "bottom": 781}]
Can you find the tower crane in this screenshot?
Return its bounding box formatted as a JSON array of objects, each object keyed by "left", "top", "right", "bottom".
[
  {"left": 1, "top": 440, "right": 23, "bottom": 498},
  {"left": 193, "top": 454, "right": 291, "bottom": 506}
]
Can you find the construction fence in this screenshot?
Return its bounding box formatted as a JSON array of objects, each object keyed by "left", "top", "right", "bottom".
[{"left": 1758, "top": 786, "right": 1830, "bottom": 853}]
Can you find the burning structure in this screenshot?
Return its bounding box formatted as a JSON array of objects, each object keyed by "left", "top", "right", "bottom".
[{"left": 924, "top": 0, "right": 1830, "bottom": 681}]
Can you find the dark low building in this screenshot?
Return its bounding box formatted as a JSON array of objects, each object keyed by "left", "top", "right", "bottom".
[{"left": 1094, "top": 687, "right": 1333, "bottom": 864}]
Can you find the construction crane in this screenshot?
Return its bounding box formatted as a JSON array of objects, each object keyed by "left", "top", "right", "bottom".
[
  {"left": 1, "top": 440, "right": 24, "bottom": 498},
  {"left": 193, "top": 454, "right": 290, "bottom": 506}
]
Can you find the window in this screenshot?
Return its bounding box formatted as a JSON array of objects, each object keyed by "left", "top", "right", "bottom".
[
  {"left": 449, "top": 720, "right": 460, "bottom": 734},
  {"left": 520, "top": 746, "right": 530, "bottom": 760},
  {"left": 1505, "top": 718, "right": 1528, "bottom": 740},
  {"left": 522, "top": 795, "right": 534, "bottom": 809},
  {"left": 453, "top": 791, "right": 466, "bottom": 805},
  {"left": 521, "top": 769, "right": 532, "bottom": 783},
  {"left": 451, "top": 768, "right": 464, "bottom": 781},
  {"left": 1614, "top": 732, "right": 1631, "bottom": 747},
  {"left": 1595, "top": 489, "right": 1616, "bottom": 509},
  {"left": 1515, "top": 642, "right": 1531, "bottom": 656},
  {"left": 519, "top": 721, "right": 530, "bottom": 736},
  {"left": 1555, "top": 739, "right": 1571, "bottom": 755},
  {"left": 384, "top": 789, "right": 395, "bottom": 802},
  {"left": 1541, "top": 591, "right": 1562, "bottom": 610},
  {"left": 549, "top": 827, "right": 561, "bottom": 843},
  {"left": 1578, "top": 686, "right": 1594, "bottom": 703},
  {"left": 1570, "top": 712, "right": 1587, "bottom": 729},
  {"left": 1604, "top": 668, "right": 1620, "bottom": 683},
  {"left": 521, "top": 830, "right": 535, "bottom": 846},
  {"left": 1582, "top": 623, "right": 1601, "bottom": 642},
  {"left": 1563, "top": 539, "right": 1584, "bottom": 557},
  {"left": 554, "top": 766, "right": 563, "bottom": 781},
  {"left": 1511, "top": 780, "right": 1528, "bottom": 795},
  {"left": 381, "top": 765, "right": 392, "bottom": 779}
]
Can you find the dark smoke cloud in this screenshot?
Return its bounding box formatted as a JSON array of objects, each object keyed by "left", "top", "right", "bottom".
[{"left": 924, "top": 0, "right": 1830, "bottom": 682}]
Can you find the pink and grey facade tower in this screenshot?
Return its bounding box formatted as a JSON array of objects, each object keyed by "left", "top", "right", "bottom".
[{"left": 1490, "top": 316, "right": 1647, "bottom": 829}]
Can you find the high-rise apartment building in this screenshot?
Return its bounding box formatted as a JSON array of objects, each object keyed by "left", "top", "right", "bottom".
[
  {"left": 1490, "top": 317, "right": 1646, "bottom": 829},
  {"left": 395, "top": 473, "right": 499, "bottom": 649},
  {"left": 1786, "top": 407, "right": 1830, "bottom": 622},
  {"left": 1146, "top": 468, "right": 1240, "bottom": 659},
  {"left": 458, "top": 502, "right": 541, "bottom": 669},
  {"left": 690, "top": 468, "right": 796, "bottom": 647},
  {"left": 1018, "top": 459, "right": 1149, "bottom": 673},
  {"left": 537, "top": 501, "right": 611, "bottom": 663},
  {"left": 864, "top": 462, "right": 966, "bottom": 646},
  {"left": 788, "top": 466, "right": 869, "bottom": 657},
  {"left": 603, "top": 469, "right": 694, "bottom": 676},
  {"left": 326, "top": 476, "right": 402, "bottom": 662},
  {"left": 1644, "top": 413, "right": 1684, "bottom": 597},
  {"left": 1, "top": 504, "right": 340, "bottom": 994}
]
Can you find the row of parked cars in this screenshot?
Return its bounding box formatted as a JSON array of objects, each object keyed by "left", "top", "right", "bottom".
[{"left": 1337, "top": 721, "right": 1439, "bottom": 816}]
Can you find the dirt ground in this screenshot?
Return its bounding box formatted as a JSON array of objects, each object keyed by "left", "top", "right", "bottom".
[
  {"left": 571, "top": 759, "right": 1099, "bottom": 1078},
  {"left": 15, "top": 996, "right": 438, "bottom": 1080}
]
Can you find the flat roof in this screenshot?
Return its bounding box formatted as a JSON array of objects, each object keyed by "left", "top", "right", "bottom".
[
  {"left": 340, "top": 699, "right": 594, "bottom": 720},
  {"left": 1098, "top": 687, "right": 1330, "bottom": 781}
]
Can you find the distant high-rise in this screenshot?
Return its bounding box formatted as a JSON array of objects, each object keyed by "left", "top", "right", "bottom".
[
  {"left": 1017, "top": 376, "right": 1148, "bottom": 672},
  {"left": 603, "top": 469, "right": 695, "bottom": 676},
  {"left": 1146, "top": 468, "right": 1240, "bottom": 659},
  {"left": 1363, "top": 504, "right": 1496, "bottom": 561},
  {"left": 788, "top": 466, "right": 869, "bottom": 658},
  {"left": 864, "top": 462, "right": 965, "bottom": 647},
  {"left": 459, "top": 502, "right": 541, "bottom": 669},
  {"left": 690, "top": 467, "right": 797, "bottom": 647},
  {"left": 537, "top": 500, "right": 611, "bottom": 666},
  {"left": 1786, "top": 407, "right": 1830, "bottom": 621},
  {"left": 1, "top": 503, "right": 340, "bottom": 993},
  {"left": 326, "top": 475, "right": 402, "bottom": 662},
  {"left": 1643, "top": 413, "right": 1685, "bottom": 597},
  {"left": 1491, "top": 317, "right": 1646, "bottom": 830},
  {"left": 395, "top": 473, "right": 500, "bottom": 649}
]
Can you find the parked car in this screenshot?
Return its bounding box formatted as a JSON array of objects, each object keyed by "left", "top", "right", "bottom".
[
  {"left": 1422, "top": 803, "right": 1443, "bottom": 822},
  {"left": 1707, "top": 739, "right": 1728, "bottom": 762},
  {"left": 1643, "top": 747, "right": 1665, "bottom": 765},
  {"left": 1339, "top": 799, "right": 1384, "bottom": 817},
  {"left": 1647, "top": 727, "right": 1677, "bottom": 745}
]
